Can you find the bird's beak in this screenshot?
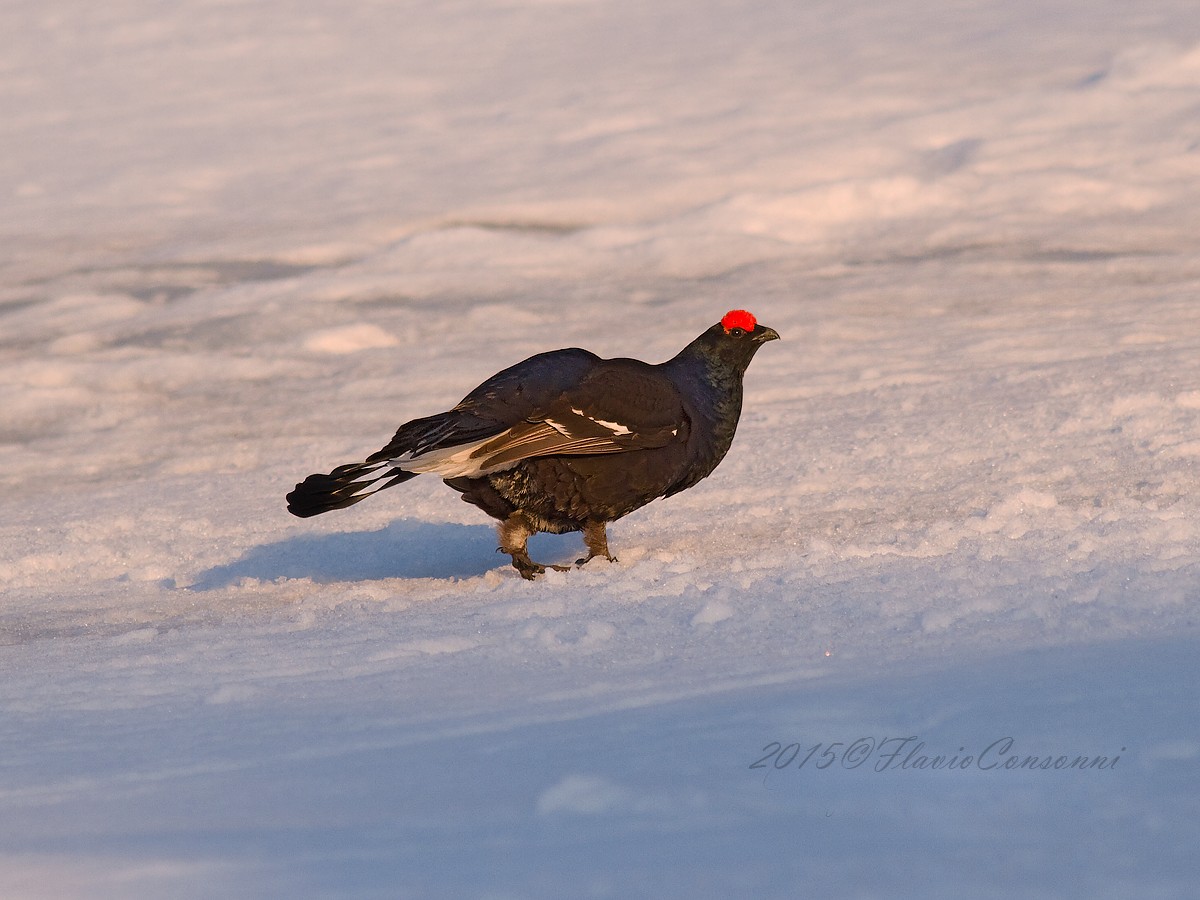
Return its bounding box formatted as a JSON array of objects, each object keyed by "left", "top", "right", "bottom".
[{"left": 754, "top": 326, "right": 781, "bottom": 343}]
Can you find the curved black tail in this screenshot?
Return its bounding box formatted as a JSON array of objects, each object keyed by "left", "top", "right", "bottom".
[{"left": 286, "top": 461, "right": 419, "bottom": 518}]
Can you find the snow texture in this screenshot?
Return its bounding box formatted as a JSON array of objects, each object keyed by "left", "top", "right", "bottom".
[{"left": 2, "top": 0, "right": 1199, "bottom": 897}]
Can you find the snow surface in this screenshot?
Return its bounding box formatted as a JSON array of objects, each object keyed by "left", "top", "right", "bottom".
[{"left": 3, "top": 0, "right": 1200, "bottom": 896}]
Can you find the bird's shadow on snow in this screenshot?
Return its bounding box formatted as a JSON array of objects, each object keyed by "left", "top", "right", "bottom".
[{"left": 190, "top": 519, "right": 507, "bottom": 589}]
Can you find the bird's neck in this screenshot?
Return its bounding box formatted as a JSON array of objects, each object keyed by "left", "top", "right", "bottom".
[
  {"left": 664, "top": 338, "right": 745, "bottom": 396},
  {"left": 663, "top": 341, "right": 746, "bottom": 443}
]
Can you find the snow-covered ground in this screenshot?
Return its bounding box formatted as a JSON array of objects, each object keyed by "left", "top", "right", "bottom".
[{"left": 3, "top": 0, "right": 1199, "bottom": 896}]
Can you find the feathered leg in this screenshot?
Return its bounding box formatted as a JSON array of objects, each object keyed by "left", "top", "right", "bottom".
[
  {"left": 577, "top": 520, "right": 618, "bottom": 567},
  {"left": 498, "top": 511, "right": 570, "bottom": 580}
]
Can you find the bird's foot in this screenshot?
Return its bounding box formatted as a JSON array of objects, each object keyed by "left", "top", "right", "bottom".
[
  {"left": 500, "top": 547, "right": 571, "bottom": 580},
  {"left": 515, "top": 560, "right": 573, "bottom": 580},
  {"left": 575, "top": 552, "right": 618, "bottom": 568},
  {"left": 577, "top": 522, "right": 616, "bottom": 569}
]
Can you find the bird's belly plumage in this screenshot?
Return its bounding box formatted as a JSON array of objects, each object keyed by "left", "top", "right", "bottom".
[{"left": 444, "top": 445, "right": 689, "bottom": 534}]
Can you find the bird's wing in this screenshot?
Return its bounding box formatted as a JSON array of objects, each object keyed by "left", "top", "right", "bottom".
[
  {"left": 472, "top": 406, "right": 680, "bottom": 469},
  {"left": 364, "top": 348, "right": 603, "bottom": 464},
  {"left": 387, "top": 359, "right": 689, "bottom": 478}
]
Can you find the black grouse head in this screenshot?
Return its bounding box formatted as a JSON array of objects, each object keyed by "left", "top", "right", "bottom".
[{"left": 694, "top": 309, "right": 781, "bottom": 372}]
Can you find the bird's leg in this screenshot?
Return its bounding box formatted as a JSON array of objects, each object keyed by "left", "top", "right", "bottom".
[
  {"left": 498, "top": 511, "right": 570, "bottom": 580},
  {"left": 576, "top": 520, "right": 618, "bottom": 567}
]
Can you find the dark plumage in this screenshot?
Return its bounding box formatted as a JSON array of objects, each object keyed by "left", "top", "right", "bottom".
[{"left": 287, "top": 310, "right": 779, "bottom": 578}]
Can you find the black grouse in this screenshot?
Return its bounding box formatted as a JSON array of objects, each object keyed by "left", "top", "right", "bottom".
[{"left": 287, "top": 310, "right": 780, "bottom": 579}]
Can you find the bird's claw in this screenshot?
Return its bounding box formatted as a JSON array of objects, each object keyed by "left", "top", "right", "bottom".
[
  {"left": 574, "top": 553, "right": 618, "bottom": 567},
  {"left": 514, "top": 563, "right": 572, "bottom": 580},
  {"left": 508, "top": 551, "right": 572, "bottom": 580}
]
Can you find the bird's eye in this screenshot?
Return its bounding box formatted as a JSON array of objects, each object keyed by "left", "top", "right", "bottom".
[{"left": 730, "top": 327, "right": 746, "bottom": 337}]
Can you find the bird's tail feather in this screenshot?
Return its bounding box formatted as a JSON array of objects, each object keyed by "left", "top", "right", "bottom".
[{"left": 286, "top": 461, "right": 418, "bottom": 518}]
